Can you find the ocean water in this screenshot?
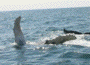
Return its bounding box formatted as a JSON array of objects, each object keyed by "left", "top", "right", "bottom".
[{"left": 0, "top": 7, "right": 90, "bottom": 65}]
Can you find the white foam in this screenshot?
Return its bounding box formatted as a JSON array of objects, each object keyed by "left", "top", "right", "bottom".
[
  {"left": 26, "top": 41, "right": 45, "bottom": 45},
  {"left": 10, "top": 42, "right": 17, "bottom": 45},
  {"left": 63, "top": 34, "right": 90, "bottom": 47},
  {"left": 63, "top": 39, "right": 90, "bottom": 47}
]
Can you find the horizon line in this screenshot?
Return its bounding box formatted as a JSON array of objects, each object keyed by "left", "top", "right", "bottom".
[{"left": 0, "top": 6, "right": 90, "bottom": 12}]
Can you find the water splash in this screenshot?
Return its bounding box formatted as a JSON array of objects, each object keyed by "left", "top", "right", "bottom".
[{"left": 64, "top": 34, "right": 90, "bottom": 47}]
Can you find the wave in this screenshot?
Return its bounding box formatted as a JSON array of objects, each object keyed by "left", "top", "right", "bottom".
[{"left": 60, "top": 51, "right": 90, "bottom": 59}]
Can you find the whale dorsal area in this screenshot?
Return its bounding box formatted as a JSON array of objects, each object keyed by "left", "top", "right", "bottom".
[{"left": 45, "top": 35, "right": 76, "bottom": 44}]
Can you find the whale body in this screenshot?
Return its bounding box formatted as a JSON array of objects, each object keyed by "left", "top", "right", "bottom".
[
  {"left": 45, "top": 35, "right": 76, "bottom": 44},
  {"left": 13, "top": 16, "right": 77, "bottom": 45}
]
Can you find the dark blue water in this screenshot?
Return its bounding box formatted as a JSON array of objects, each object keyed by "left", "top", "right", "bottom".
[{"left": 1, "top": 7, "right": 90, "bottom": 65}]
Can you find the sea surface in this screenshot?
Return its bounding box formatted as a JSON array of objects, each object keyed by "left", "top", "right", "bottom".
[{"left": 0, "top": 7, "right": 90, "bottom": 65}]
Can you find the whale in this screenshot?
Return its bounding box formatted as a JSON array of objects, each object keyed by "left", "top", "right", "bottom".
[
  {"left": 64, "top": 29, "right": 82, "bottom": 34},
  {"left": 64, "top": 29, "right": 90, "bottom": 34},
  {"left": 13, "top": 16, "right": 77, "bottom": 45},
  {"left": 45, "top": 35, "right": 76, "bottom": 44}
]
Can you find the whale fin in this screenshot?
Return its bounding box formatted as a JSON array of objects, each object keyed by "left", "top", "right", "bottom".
[
  {"left": 13, "top": 16, "right": 26, "bottom": 46},
  {"left": 64, "top": 28, "right": 82, "bottom": 34},
  {"left": 84, "top": 32, "right": 90, "bottom": 34}
]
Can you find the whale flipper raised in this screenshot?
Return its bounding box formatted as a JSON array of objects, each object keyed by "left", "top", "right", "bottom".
[{"left": 13, "top": 16, "right": 26, "bottom": 46}]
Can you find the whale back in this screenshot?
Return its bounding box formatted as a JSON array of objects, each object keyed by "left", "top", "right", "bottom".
[
  {"left": 64, "top": 29, "right": 82, "bottom": 34},
  {"left": 45, "top": 35, "right": 76, "bottom": 44},
  {"left": 13, "top": 16, "right": 26, "bottom": 46}
]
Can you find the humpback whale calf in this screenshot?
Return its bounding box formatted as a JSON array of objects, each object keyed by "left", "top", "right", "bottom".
[
  {"left": 13, "top": 16, "right": 77, "bottom": 45},
  {"left": 64, "top": 29, "right": 90, "bottom": 34}
]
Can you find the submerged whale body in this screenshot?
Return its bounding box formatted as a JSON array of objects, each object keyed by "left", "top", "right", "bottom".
[{"left": 13, "top": 16, "right": 77, "bottom": 45}]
